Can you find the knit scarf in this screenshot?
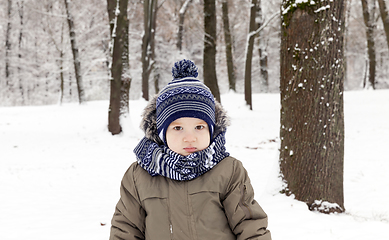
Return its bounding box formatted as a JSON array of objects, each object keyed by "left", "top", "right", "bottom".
[{"left": 134, "top": 133, "right": 229, "bottom": 181}]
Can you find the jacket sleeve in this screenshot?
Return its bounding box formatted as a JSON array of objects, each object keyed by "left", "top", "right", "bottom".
[
  {"left": 222, "top": 159, "right": 271, "bottom": 240},
  {"left": 109, "top": 163, "right": 146, "bottom": 240}
]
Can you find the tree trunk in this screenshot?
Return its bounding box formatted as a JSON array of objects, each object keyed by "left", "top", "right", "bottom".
[
  {"left": 258, "top": 38, "right": 269, "bottom": 93},
  {"left": 222, "top": 0, "right": 236, "bottom": 92},
  {"left": 203, "top": 0, "right": 221, "bottom": 103},
  {"left": 177, "top": 0, "right": 192, "bottom": 51},
  {"left": 141, "top": 0, "right": 150, "bottom": 101},
  {"left": 107, "top": 0, "right": 130, "bottom": 135},
  {"left": 361, "top": 0, "right": 376, "bottom": 89},
  {"left": 59, "top": 20, "right": 65, "bottom": 105},
  {"left": 17, "top": 0, "right": 24, "bottom": 104},
  {"left": 107, "top": 0, "right": 115, "bottom": 34},
  {"left": 256, "top": 0, "right": 268, "bottom": 93},
  {"left": 280, "top": 0, "right": 345, "bottom": 213},
  {"left": 59, "top": 48, "right": 64, "bottom": 105},
  {"left": 150, "top": 0, "right": 158, "bottom": 95},
  {"left": 378, "top": 0, "right": 389, "bottom": 51},
  {"left": 64, "top": 0, "right": 85, "bottom": 104},
  {"left": 244, "top": 0, "right": 258, "bottom": 110},
  {"left": 119, "top": 0, "right": 130, "bottom": 116},
  {"left": 344, "top": 0, "right": 352, "bottom": 89},
  {"left": 141, "top": 0, "right": 157, "bottom": 101},
  {"left": 153, "top": 66, "right": 160, "bottom": 94},
  {"left": 5, "top": 0, "right": 12, "bottom": 83}
]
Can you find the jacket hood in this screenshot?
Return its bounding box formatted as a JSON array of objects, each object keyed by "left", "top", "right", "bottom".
[{"left": 140, "top": 94, "right": 230, "bottom": 145}]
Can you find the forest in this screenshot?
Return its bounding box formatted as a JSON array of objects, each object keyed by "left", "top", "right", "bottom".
[
  {"left": 1, "top": 0, "right": 388, "bottom": 107},
  {"left": 2, "top": 0, "right": 389, "bottom": 217}
]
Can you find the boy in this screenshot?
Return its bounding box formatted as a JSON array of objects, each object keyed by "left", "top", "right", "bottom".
[{"left": 109, "top": 59, "right": 271, "bottom": 240}]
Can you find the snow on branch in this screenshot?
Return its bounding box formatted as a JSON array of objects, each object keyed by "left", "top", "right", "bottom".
[{"left": 248, "top": 11, "right": 280, "bottom": 39}]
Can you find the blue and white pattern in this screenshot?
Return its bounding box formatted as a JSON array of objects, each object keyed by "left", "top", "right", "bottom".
[
  {"left": 172, "top": 59, "right": 199, "bottom": 79},
  {"left": 156, "top": 59, "right": 216, "bottom": 144},
  {"left": 134, "top": 133, "right": 229, "bottom": 181}
]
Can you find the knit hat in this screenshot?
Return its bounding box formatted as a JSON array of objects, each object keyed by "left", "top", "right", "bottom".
[{"left": 156, "top": 59, "right": 215, "bottom": 144}]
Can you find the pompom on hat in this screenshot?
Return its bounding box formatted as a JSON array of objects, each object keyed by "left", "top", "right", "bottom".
[{"left": 156, "top": 59, "right": 215, "bottom": 144}]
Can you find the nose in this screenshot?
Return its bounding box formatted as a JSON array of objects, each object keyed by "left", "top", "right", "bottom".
[{"left": 183, "top": 130, "right": 196, "bottom": 143}]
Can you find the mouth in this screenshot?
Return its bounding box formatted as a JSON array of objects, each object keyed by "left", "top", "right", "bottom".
[{"left": 184, "top": 147, "right": 197, "bottom": 153}]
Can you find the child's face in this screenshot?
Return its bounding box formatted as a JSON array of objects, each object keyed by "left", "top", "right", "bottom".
[{"left": 166, "top": 117, "right": 210, "bottom": 156}]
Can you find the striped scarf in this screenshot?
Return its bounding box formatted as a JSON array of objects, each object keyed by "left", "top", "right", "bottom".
[{"left": 134, "top": 133, "right": 229, "bottom": 181}]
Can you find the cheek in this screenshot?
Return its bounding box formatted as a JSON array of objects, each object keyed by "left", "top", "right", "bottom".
[
  {"left": 166, "top": 132, "right": 176, "bottom": 146},
  {"left": 200, "top": 132, "right": 211, "bottom": 148}
]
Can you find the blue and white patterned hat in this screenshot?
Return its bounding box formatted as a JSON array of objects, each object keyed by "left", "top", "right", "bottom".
[{"left": 156, "top": 59, "right": 215, "bottom": 144}]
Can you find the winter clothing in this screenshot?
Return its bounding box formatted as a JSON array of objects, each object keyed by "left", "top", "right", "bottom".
[
  {"left": 109, "top": 59, "right": 271, "bottom": 240},
  {"left": 109, "top": 156, "right": 271, "bottom": 240},
  {"left": 156, "top": 59, "right": 215, "bottom": 144},
  {"left": 134, "top": 132, "right": 229, "bottom": 181},
  {"left": 141, "top": 94, "right": 229, "bottom": 147}
]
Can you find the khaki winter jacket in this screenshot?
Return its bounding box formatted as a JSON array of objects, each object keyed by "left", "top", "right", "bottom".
[
  {"left": 110, "top": 96, "right": 271, "bottom": 239},
  {"left": 110, "top": 156, "right": 271, "bottom": 240}
]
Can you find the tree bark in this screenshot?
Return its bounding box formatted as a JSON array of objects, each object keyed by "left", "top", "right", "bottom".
[
  {"left": 378, "top": 0, "right": 389, "bottom": 51},
  {"left": 150, "top": 0, "right": 158, "bottom": 95},
  {"left": 64, "top": 0, "right": 85, "bottom": 104},
  {"left": 280, "top": 0, "right": 345, "bottom": 213},
  {"left": 141, "top": 0, "right": 157, "bottom": 101},
  {"left": 256, "top": 0, "right": 268, "bottom": 93},
  {"left": 107, "top": 0, "right": 130, "bottom": 135},
  {"left": 177, "top": 0, "right": 192, "bottom": 51},
  {"left": 119, "top": 0, "right": 130, "bottom": 116},
  {"left": 222, "top": 0, "right": 236, "bottom": 92},
  {"left": 244, "top": 0, "right": 258, "bottom": 110},
  {"left": 361, "top": 0, "right": 376, "bottom": 89},
  {"left": 108, "top": 0, "right": 122, "bottom": 134},
  {"left": 17, "top": 0, "right": 24, "bottom": 104},
  {"left": 5, "top": 0, "right": 12, "bottom": 83},
  {"left": 344, "top": 0, "right": 352, "bottom": 88},
  {"left": 107, "top": 0, "right": 116, "bottom": 34},
  {"left": 203, "top": 0, "right": 221, "bottom": 103},
  {"left": 59, "top": 48, "right": 64, "bottom": 105},
  {"left": 258, "top": 38, "right": 269, "bottom": 92}
]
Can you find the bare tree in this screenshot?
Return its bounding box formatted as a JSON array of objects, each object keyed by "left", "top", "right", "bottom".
[
  {"left": 256, "top": 0, "right": 268, "bottom": 93},
  {"left": 5, "top": 0, "right": 12, "bottom": 83},
  {"left": 245, "top": 2, "right": 279, "bottom": 108},
  {"left": 280, "top": 0, "right": 346, "bottom": 213},
  {"left": 361, "top": 0, "right": 377, "bottom": 89},
  {"left": 244, "top": 0, "right": 258, "bottom": 110},
  {"left": 0, "top": 0, "right": 111, "bottom": 106},
  {"left": 43, "top": 1, "right": 66, "bottom": 105},
  {"left": 17, "top": 0, "right": 25, "bottom": 104},
  {"left": 2, "top": 0, "right": 389, "bottom": 107},
  {"left": 378, "top": 0, "right": 389, "bottom": 50},
  {"left": 203, "top": 0, "right": 221, "bottom": 103},
  {"left": 141, "top": 0, "right": 158, "bottom": 101},
  {"left": 59, "top": 27, "right": 65, "bottom": 105},
  {"left": 222, "top": 0, "right": 236, "bottom": 92},
  {"left": 151, "top": 1, "right": 159, "bottom": 95},
  {"left": 64, "top": 0, "right": 85, "bottom": 104},
  {"left": 107, "top": 0, "right": 131, "bottom": 116},
  {"left": 107, "top": 0, "right": 130, "bottom": 135},
  {"left": 177, "top": 0, "right": 192, "bottom": 51}
]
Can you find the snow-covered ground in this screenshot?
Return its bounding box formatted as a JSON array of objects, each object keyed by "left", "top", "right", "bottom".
[{"left": 1, "top": 90, "right": 388, "bottom": 240}]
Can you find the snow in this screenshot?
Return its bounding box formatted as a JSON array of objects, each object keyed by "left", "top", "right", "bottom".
[
  {"left": 312, "top": 200, "right": 342, "bottom": 213},
  {"left": 314, "top": 5, "right": 331, "bottom": 13},
  {"left": 1, "top": 90, "right": 389, "bottom": 239}
]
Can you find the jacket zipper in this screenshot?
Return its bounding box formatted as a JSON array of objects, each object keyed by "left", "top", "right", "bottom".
[
  {"left": 167, "top": 180, "right": 173, "bottom": 239},
  {"left": 185, "top": 181, "right": 195, "bottom": 240}
]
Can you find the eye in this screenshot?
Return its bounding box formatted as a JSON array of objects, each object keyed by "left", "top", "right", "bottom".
[
  {"left": 195, "top": 125, "right": 205, "bottom": 130},
  {"left": 173, "top": 126, "right": 183, "bottom": 131}
]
